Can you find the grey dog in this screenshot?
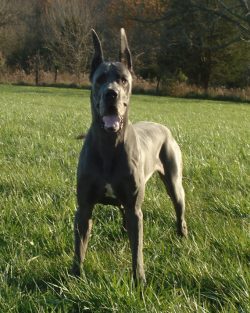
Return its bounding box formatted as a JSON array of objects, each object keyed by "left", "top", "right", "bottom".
[{"left": 72, "top": 29, "right": 188, "bottom": 283}]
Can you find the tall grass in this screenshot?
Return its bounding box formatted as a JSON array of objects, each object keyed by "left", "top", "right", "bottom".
[
  {"left": 163, "top": 82, "right": 250, "bottom": 102},
  {"left": 1, "top": 70, "right": 249, "bottom": 101},
  {"left": 0, "top": 85, "right": 249, "bottom": 312}
]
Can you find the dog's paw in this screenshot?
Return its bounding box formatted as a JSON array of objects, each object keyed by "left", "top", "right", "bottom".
[
  {"left": 177, "top": 220, "right": 188, "bottom": 237},
  {"left": 71, "top": 264, "right": 81, "bottom": 277}
]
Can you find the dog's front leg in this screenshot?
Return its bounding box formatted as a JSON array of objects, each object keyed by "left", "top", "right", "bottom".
[
  {"left": 125, "top": 192, "right": 146, "bottom": 284},
  {"left": 72, "top": 205, "right": 93, "bottom": 277}
]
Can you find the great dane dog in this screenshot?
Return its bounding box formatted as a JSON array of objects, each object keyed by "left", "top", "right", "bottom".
[{"left": 72, "top": 29, "right": 188, "bottom": 284}]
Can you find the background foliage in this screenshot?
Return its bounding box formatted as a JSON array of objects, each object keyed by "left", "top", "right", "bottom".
[{"left": 0, "top": 0, "right": 249, "bottom": 91}]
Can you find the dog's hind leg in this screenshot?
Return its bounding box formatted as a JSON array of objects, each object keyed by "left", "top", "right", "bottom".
[
  {"left": 159, "top": 139, "right": 188, "bottom": 237},
  {"left": 72, "top": 205, "right": 93, "bottom": 276}
]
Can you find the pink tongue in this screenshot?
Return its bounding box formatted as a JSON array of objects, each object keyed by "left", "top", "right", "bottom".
[{"left": 102, "top": 115, "right": 120, "bottom": 130}]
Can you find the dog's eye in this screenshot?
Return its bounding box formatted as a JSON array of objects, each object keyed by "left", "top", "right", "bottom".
[{"left": 121, "top": 77, "right": 127, "bottom": 85}]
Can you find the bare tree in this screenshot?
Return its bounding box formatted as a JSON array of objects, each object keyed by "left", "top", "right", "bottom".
[
  {"left": 43, "top": 0, "right": 99, "bottom": 83},
  {"left": 189, "top": 0, "right": 250, "bottom": 43},
  {"left": 0, "top": 1, "right": 32, "bottom": 74},
  {"left": 0, "top": 0, "right": 20, "bottom": 28},
  {"left": 127, "top": 0, "right": 250, "bottom": 44}
]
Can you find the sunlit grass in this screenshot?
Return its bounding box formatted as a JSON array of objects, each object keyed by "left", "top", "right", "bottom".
[{"left": 0, "top": 85, "right": 249, "bottom": 312}]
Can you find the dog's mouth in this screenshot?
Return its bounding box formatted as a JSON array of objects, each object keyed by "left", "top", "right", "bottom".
[{"left": 102, "top": 115, "right": 123, "bottom": 132}]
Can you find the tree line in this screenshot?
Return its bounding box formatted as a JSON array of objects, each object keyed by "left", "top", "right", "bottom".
[{"left": 0, "top": 0, "right": 249, "bottom": 91}]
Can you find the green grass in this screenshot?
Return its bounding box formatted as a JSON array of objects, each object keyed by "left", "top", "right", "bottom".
[{"left": 0, "top": 84, "right": 249, "bottom": 313}]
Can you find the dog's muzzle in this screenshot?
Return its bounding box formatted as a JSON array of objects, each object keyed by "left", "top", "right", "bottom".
[
  {"left": 105, "top": 89, "right": 118, "bottom": 105},
  {"left": 100, "top": 89, "right": 124, "bottom": 132}
]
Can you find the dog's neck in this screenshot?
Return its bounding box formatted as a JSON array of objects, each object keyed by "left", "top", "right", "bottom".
[{"left": 90, "top": 112, "right": 130, "bottom": 179}]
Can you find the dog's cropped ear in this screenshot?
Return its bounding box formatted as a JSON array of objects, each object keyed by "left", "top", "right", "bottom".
[
  {"left": 119, "top": 28, "right": 132, "bottom": 72},
  {"left": 90, "top": 29, "right": 104, "bottom": 81}
]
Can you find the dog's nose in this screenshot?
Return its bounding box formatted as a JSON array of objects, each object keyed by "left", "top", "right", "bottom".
[{"left": 105, "top": 89, "right": 118, "bottom": 104}]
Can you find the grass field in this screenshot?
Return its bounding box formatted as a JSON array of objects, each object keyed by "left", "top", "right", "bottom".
[{"left": 0, "top": 84, "right": 249, "bottom": 312}]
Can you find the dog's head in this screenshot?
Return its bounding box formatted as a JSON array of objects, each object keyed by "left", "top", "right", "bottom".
[{"left": 90, "top": 29, "right": 133, "bottom": 133}]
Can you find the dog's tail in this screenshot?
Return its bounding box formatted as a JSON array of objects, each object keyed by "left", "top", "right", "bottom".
[{"left": 76, "top": 134, "right": 86, "bottom": 140}]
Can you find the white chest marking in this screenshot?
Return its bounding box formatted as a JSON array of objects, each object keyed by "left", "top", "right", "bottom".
[{"left": 105, "top": 184, "right": 116, "bottom": 198}]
